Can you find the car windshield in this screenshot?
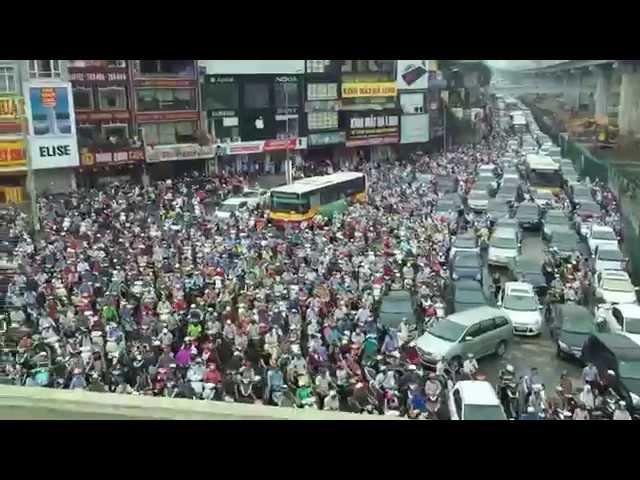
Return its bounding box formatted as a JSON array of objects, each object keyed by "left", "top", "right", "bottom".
[
  {"left": 599, "top": 249, "right": 624, "bottom": 261},
  {"left": 490, "top": 236, "right": 516, "bottom": 249},
  {"left": 427, "top": 318, "right": 466, "bottom": 342},
  {"left": 470, "top": 190, "right": 489, "bottom": 200},
  {"left": 517, "top": 205, "right": 539, "bottom": 216},
  {"left": 592, "top": 229, "right": 617, "bottom": 241},
  {"left": 545, "top": 213, "right": 568, "bottom": 225},
  {"left": 625, "top": 317, "right": 640, "bottom": 335},
  {"left": 503, "top": 293, "right": 538, "bottom": 311},
  {"left": 455, "top": 237, "right": 477, "bottom": 248},
  {"left": 218, "top": 204, "right": 239, "bottom": 213},
  {"left": 603, "top": 279, "right": 634, "bottom": 292},
  {"left": 454, "top": 254, "right": 480, "bottom": 267},
  {"left": 553, "top": 232, "right": 578, "bottom": 248},
  {"left": 577, "top": 203, "right": 600, "bottom": 215},
  {"left": 463, "top": 404, "right": 507, "bottom": 420},
  {"left": 562, "top": 315, "right": 592, "bottom": 334}
]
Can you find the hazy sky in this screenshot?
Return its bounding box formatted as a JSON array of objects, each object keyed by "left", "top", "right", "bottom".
[{"left": 485, "top": 60, "right": 568, "bottom": 70}]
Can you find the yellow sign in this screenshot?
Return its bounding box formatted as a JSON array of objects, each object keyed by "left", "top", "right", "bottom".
[
  {"left": 0, "top": 140, "right": 26, "bottom": 167},
  {"left": 341, "top": 82, "right": 397, "bottom": 98},
  {"left": 0, "top": 96, "right": 23, "bottom": 119}
]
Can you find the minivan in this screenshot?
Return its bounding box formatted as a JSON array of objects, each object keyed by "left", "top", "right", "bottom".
[
  {"left": 488, "top": 227, "right": 520, "bottom": 267},
  {"left": 415, "top": 306, "right": 513, "bottom": 370}
]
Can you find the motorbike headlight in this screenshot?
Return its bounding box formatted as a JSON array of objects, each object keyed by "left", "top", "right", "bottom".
[{"left": 557, "top": 340, "right": 569, "bottom": 351}]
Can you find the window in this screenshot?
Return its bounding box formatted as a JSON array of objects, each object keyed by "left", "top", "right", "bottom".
[
  {"left": 465, "top": 324, "right": 481, "bottom": 339},
  {"left": 494, "top": 316, "right": 509, "bottom": 328},
  {"left": 341, "top": 60, "right": 394, "bottom": 73},
  {"left": 137, "top": 88, "right": 196, "bottom": 112},
  {"left": 613, "top": 308, "right": 624, "bottom": 329},
  {"left": 275, "top": 116, "right": 298, "bottom": 139},
  {"left": 106, "top": 60, "right": 126, "bottom": 68},
  {"left": 97, "top": 87, "right": 126, "bottom": 110},
  {"left": 478, "top": 319, "right": 495, "bottom": 335},
  {"left": 307, "top": 112, "right": 338, "bottom": 131},
  {"left": 306, "top": 60, "right": 331, "bottom": 73},
  {"left": 29, "top": 60, "right": 61, "bottom": 78},
  {"left": 77, "top": 124, "right": 99, "bottom": 147},
  {"left": 0, "top": 65, "right": 16, "bottom": 93},
  {"left": 203, "top": 83, "right": 239, "bottom": 110},
  {"left": 307, "top": 83, "right": 338, "bottom": 101},
  {"left": 102, "top": 124, "right": 129, "bottom": 142},
  {"left": 274, "top": 82, "right": 299, "bottom": 107},
  {"left": 73, "top": 87, "right": 94, "bottom": 110},
  {"left": 212, "top": 118, "right": 240, "bottom": 142},
  {"left": 142, "top": 121, "right": 197, "bottom": 146},
  {"left": 138, "top": 60, "right": 194, "bottom": 77},
  {"left": 244, "top": 83, "right": 270, "bottom": 109}
]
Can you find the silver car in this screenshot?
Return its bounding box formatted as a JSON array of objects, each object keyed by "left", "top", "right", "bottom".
[{"left": 416, "top": 306, "right": 513, "bottom": 370}]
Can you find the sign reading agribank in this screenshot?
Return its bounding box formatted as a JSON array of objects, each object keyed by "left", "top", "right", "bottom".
[
  {"left": 341, "top": 82, "right": 397, "bottom": 98},
  {"left": 23, "top": 81, "right": 79, "bottom": 170}
]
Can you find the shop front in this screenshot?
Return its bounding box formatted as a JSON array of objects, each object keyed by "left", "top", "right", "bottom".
[
  {"left": 145, "top": 143, "right": 215, "bottom": 181},
  {"left": 344, "top": 110, "right": 400, "bottom": 165},
  {"left": 77, "top": 146, "right": 145, "bottom": 188},
  {"left": 0, "top": 95, "right": 27, "bottom": 203},
  {"left": 218, "top": 138, "right": 306, "bottom": 180}
]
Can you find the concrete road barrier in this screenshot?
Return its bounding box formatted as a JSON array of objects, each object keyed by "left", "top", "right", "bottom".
[{"left": 0, "top": 385, "right": 402, "bottom": 420}]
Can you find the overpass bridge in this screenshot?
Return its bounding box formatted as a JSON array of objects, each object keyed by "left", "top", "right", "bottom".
[
  {"left": 506, "top": 60, "right": 640, "bottom": 142},
  {"left": 0, "top": 385, "right": 400, "bottom": 420}
]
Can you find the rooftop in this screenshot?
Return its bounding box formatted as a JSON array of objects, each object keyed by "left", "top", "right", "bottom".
[
  {"left": 270, "top": 172, "right": 364, "bottom": 195},
  {"left": 455, "top": 381, "right": 501, "bottom": 406}
]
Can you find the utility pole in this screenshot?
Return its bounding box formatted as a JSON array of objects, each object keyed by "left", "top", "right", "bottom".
[
  {"left": 23, "top": 93, "right": 39, "bottom": 232},
  {"left": 284, "top": 86, "right": 293, "bottom": 184}
]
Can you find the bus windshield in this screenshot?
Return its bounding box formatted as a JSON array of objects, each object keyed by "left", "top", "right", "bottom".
[
  {"left": 270, "top": 195, "right": 310, "bottom": 214},
  {"left": 529, "top": 169, "right": 563, "bottom": 188}
]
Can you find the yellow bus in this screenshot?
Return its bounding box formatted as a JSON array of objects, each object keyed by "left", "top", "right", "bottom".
[
  {"left": 269, "top": 172, "right": 367, "bottom": 226},
  {"left": 525, "top": 154, "right": 563, "bottom": 195}
]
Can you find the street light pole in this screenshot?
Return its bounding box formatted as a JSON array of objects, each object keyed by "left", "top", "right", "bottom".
[{"left": 284, "top": 86, "right": 293, "bottom": 185}]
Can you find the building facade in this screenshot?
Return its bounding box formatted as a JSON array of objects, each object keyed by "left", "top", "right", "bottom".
[
  {"left": 69, "top": 60, "right": 145, "bottom": 188},
  {"left": 200, "top": 60, "right": 306, "bottom": 182},
  {"left": 0, "top": 60, "right": 28, "bottom": 203},
  {"left": 131, "top": 60, "right": 213, "bottom": 180}
]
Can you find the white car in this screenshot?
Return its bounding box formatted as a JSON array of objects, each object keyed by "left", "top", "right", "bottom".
[
  {"left": 468, "top": 189, "right": 490, "bottom": 212},
  {"left": 498, "top": 282, "right": 543, "bottom": 336},
  {"left": 531, "top": 189, "right": 555, "bottom": 208},
  {"left": 595, "top": 303, "right": 640, "bottom": 346},
  {"left": 587, "top": 224, "right": 619, "bottom": 255},
  {"left": 488, "top": 228, "right": 520, "bottom": 266},
  {"left": 448, "top": 380, "right": 507, "bottom": 420},
  {"left": 214, "top": 197, "right": 249, "bottom": 219},
  {"left": 594, "top": 246, "right": 626, "bottom": 274},
  {"left": 595, "top": 270, "right": 639, "bottom": 305},
  {"left": 240, "top": 188, "right": 270, "bottom": 209}
]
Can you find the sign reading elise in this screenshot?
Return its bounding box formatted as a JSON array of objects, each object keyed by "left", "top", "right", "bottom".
[{"left": 39, "top": 145, "right": 71, "bottom": 157}]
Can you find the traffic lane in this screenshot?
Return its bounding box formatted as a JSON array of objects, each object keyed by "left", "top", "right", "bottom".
[{"left": 482, "top": 229, "right": 582, "bottom": 393}]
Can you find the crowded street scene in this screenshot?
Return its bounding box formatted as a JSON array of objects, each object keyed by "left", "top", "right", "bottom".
[{"left": 1, "top": 59, "right": 639, "bottom": 420}]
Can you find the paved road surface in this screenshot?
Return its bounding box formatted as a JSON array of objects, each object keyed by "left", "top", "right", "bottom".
[{"left": 482, "top": 229, "right": 582, "bottom": 391}]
